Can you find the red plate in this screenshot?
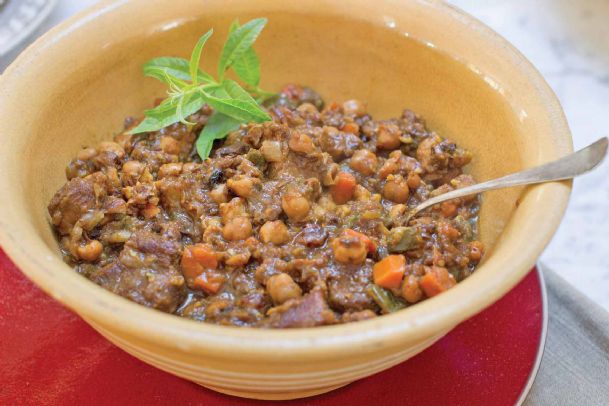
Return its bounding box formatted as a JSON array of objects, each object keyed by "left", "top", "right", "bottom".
[{"left": 0, "top": 249, "right": 544, "bottom": 405}]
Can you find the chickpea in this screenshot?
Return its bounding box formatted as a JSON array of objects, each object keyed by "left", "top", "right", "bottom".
[
  {"left": 222, "top": 216, "right": 253, "bottom": 241},
  {"left": 282, "top": 192, "right": 310, "bottom": 221},
  {"left": 288, "top": 132, "right": 315, "bottom": 154},
  {"left": 378, "top": 160, "right": 399, "bottom": 179},
  {"left": 296, "top": 102, "right": 319, "bottom": 116},
  {"left": 122, "top": 160, "right": 144, "bottom": 177},
  {"left": 469, "top": 241, "right": 484, "bottom": 261},
  {"left": 383, "top": 176, "right": 410, "bottom": 203},
  {"left": 331, "top": 233, "right": 367, "bottom": 264},
  {"left": 266, "top": 273, "right": 302, "bottom": 305},
  {"left": 349, "top": 149, "right": 378, "bottom": 176},
  {"left": 342, "top": 99, "right": 366, "bottom": 116},
  {"left": 376, "top": 123, "right": 401, "bottom": 150},
  {"left": 354, "top": 184, "right": 372, "bottom": 201},
  {"left": 341, "top": 121, "right": 360, "bottom": 134},
  {"left": 260, "top": 140, "right": 284, "bottom": 162},
  {"left": 227, "top": 176, "right": 257, "bottom": 198},
  {"left": 407, "top": 172, "right": 421, "bottom": 189},
  {"left": 220, "top": 197, "right": 247, "bottom": 223},
  {"left": 77, "top": 147, "right": 98, "bottom": 161},
  {"left": 77, "top": 240, "right": 103, "bottom": 262},
  {"left": 225, "top": 251, "right": 252, "bottom": 267},
  {"left": 158, "top": 163, "right": 183, "bottom": 179},
  {"left": 260, "top": 220, "right": 290, "bottom": 245},
  {"left": 401, "top": 274, "right": 423, "bottom": 303},
  {"left": 160, "top": 136, "right": 180, "bottom": 154},
  {"left": 182, "top": 162, "right": 198, "bottom": 173},
  {"left": 209, "top": 184, "right": 229, "bottom": 204},
  {"left": 99, "top": 141, "right": 125, "bottom": 159}
]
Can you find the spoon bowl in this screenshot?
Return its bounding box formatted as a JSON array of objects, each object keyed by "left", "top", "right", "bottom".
[{"left": 409, "top": 137, "right": 608, "bottom": 219}]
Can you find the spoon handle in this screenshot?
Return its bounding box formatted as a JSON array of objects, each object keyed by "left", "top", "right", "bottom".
[{"left": 412, "top": 137, "right": 608, "bottom": 215}]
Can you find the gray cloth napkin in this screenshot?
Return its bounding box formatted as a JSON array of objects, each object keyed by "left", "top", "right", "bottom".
[{"left": 524, "top": 265, "right": 609, "bottom": 405}]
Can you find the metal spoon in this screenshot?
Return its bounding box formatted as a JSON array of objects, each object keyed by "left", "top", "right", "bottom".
[{"left": 409, "top": 137, "right": 608, "bottom": 218}]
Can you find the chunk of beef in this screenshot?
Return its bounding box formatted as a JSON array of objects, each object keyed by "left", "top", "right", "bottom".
[
  {"left": 296, "top": 223, "right": 328, "bottom": 247},
  {"left": 267, "top": 288, "right": 337, "bottom": 328},
  {"left": 327, "top": 263, "right": 376, "bottom": 312},
  {"left": 319, "top": 127, "right": 361, "bottom": 161},
  {"left": 89, "top": 230, "right": 186, "bottom": 312},
  {"left": 48, "top": 174, "right": 107, "bottom": 235}
]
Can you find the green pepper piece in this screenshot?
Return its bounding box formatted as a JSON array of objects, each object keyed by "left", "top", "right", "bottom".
[
  {"left": 366, "top": 284, "right": 406, "bottom": 314},
  {"left": 388, "top": 226, "right": 419, "bottom": 253}
]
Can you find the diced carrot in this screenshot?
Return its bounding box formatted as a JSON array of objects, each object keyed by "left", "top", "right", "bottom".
[
  {"left": 344, "top": 229, "right": 376, "bottom": 253},
  {"left": 193, "top": 271, "right": 226, "bottom": 294},
  {"left": 341, "top": 122, "right": 360, "bottom": 134},
  {"left": 373, "top": 255, "right": 406, "bottom": 289},
  {"left": 180, "top": 244, "right": 218, "bottom": 280},
  {"left": 419, "top": 266, "right": 456, "bottom": 297},
  {"left": 440, "top": 201, "right": 457, "bottom": 217},
  {"left": 331, "top": 171, "right": 357, "bottom": 204}
]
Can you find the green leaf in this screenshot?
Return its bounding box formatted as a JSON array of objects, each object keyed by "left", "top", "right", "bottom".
[
  {"left": 189, "top": 29, "right": 213, "bottom": 85},
  {"left": 221, "top": 79, "right": 260, "bottom": 104},
  {"left": 232, "top": 48, "right": 261, "bottom": 86},
  {"left": 196, "top": 111, "right": 242, "bottom": 159},
  {"left": 201, "top": 80, "right": 270, "bottom": 123},
  {"left": 228, "top": 19, "right": 240, "bottom": 34},
  {"left": 143, "top": 57, "right": 214, "bottom": 83},
  {"left": 143, "top": 66, "right": 189, "bottom": 91},
  {"left": 217, "top": 18, "right": 267, "bottom": 80},
  {"left": 129, "top": 91, "right": 206, "bottom": 134},
  {"left": 227, "top": 20, "right": 261, "bottom": 86}
]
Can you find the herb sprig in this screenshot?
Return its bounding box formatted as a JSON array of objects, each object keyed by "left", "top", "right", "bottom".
[{"left": 129, "top": 18, "right": 274, "bottom": 159}]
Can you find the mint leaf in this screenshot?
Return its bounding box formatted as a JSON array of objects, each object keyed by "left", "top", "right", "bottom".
[
  {"left": 228, "top": 20, "right": 261, "bottom": 86},
  {"left": 217, "top": 18, "right": 267, "bottom": 80},
  {"left": 135, "top": 20, "right": 273, "bottom": 147},
  {"left": 232, "top": 48, "right": 261, "bottom": 86},
  {"left": 196, "top": 111, "right": 242, "bottom": 158},
  {"left": 221, "top": 79, "right": 260, "bottom": 104},
  {"left": 143, "top": 66, "right": 188, "bottom": 90},
  {"left": 189, "top": 29, "right": 213, "bottom": 85},
  {"left": 202, "top": 80, "right": 270, "bottom": 123},
  {"left": 129, "top": 91, "right": 206, "bottom": 134},
  {"left": 203, "top": 92, "right": 270, "bottom": 123},
  {"left": 144, "top": 57, "right": 214, "bottom": 83}
]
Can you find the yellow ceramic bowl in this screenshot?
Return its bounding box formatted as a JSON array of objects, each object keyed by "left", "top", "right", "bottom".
[{"left": 0, "top": 0, "right": 571, "bottom": 400}]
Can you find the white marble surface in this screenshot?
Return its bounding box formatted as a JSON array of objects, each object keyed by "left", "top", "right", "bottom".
[{"left": 2, "top": 0, "right": 608, "bottom": 309}]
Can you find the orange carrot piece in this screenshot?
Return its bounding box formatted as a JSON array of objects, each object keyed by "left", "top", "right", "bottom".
[
  {"left": 193, "top": 271, "right": 226, "bottom": 294},
  {"left": 331, "top": 171, "right": 357, "bottom": 204},
  {"left": 373, "top": 255, "right": 406, "bottom": 289},
  {"left": 180, "top": 244, "right": 218, "bottom": 280},
  {"left": 419, "top": 266, "right": 456, "bottom": 297},
  {"left": 345, "top": 229, "right": 376, "bottom": 253}
]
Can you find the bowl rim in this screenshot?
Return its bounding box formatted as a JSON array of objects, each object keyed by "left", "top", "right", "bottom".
[{"left": 0, "top": 0, "right": 572, "bottom": 360}]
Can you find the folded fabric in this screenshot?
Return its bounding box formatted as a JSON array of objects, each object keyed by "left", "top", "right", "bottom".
[{"left": 524, "top": 265, "right": 609, "bottom": 405}]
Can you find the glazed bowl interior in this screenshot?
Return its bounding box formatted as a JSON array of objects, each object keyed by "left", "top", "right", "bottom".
[{"left": 0, "top": 0, "right": 570, "bottom": 363}]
